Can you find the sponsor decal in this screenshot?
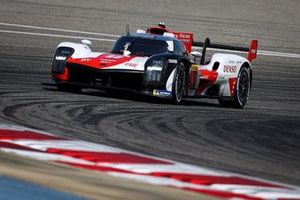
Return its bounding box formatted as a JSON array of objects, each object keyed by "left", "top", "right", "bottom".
[
  {"left": 97, "top": 54, "right": 134, "bottom": 68},
  {"left": 104, "top": 54, "right": 126, "bottom": 59},
  {"left": 189, "top": 65, "right": 199, "bottom": 89},
  {"left": 178, "top": 33, "right": 190, "bottom": 39},
  {"left": 80, "top": 58, "right": 92, "bottom": 62},
  {"left": 100, "top": 59, "right": 117, "bottom": 63},
  {"left": 190, "top": 64, "right": 199, "bottom": 71},
  {"left": 223, "top": 65, "right": 237, "bottom": 73},
  {"left": 147, "top": 66, "right": 162, "bottom": 71},
  {"left": 124, "top": 62, "right": 138, "bottom": 68},
  {"left": 172, "top": 32, "right": 193, "bottom": 53},
  {"left": 168, "top": 59, "right": 177, "bottom": 64},
  {"left": 152, "top": 90, "right": 171, "bottom": 96},
  {"left": 55, "top": 56, "right": 67, "bottom": 61}
]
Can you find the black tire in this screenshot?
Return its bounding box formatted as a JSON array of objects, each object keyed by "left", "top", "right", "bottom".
[
  {"left": 172, "top": 63, "right": 186, "bottom": 104},
  {"left": 57, "top": 84, "right": 82, "bottom": 93},
  {"left": 219, "top": 66, "right": 251, "bottom": 108}
]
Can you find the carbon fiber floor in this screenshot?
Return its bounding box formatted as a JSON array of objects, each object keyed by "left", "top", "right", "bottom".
[{"left": 0, "top": 0, "right": 299, "bottom": 185}]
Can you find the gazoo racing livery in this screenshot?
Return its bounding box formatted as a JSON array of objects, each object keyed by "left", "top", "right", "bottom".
[{"left": 46, "top": 24, "right": 258, "bottom": 108}]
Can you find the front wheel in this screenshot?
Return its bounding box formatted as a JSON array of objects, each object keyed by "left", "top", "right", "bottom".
[
  {"left": 219, "top": 66, "right": 251, "bottom": 108},
  {"left": 172, "top": 63, "right": 186, "bottom": 104}
]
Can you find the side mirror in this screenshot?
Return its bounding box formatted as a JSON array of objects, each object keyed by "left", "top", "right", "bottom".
[
  {"left": 81, "top": 39, "right": 92, "bottom": 46},
  {"left": 191, "top": 51, "right": 202, "bottom": 58},
  {"left": 191, "top": 51, "right": 202, "bottom": 63}
]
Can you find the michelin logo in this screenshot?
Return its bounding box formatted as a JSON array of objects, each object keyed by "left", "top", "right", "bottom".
[{"left": 153, "top": 90, "right": 172, "bottom": 97}]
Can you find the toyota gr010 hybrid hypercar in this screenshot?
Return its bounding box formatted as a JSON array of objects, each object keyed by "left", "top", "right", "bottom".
[{"left": 45, "top": 24, "right": 258, "bottom": 108}]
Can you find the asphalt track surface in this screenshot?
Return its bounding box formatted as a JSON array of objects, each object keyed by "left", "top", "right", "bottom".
[{"left": 0, "top": 0, "right": 299, "bottom": 187}]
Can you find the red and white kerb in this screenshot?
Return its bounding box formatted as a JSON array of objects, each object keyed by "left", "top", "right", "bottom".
[{"left": 0, "top": 124, "right": 299, "bottom": 200}]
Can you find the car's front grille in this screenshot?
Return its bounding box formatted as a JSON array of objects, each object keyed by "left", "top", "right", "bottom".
[
  {"left": 67, "top": 64, "right": 144, "bottom": 90},
  {"left": 109, "top": 72, "right": 144, "bottom": 90},
  {"left": 68, "top": 64, "right": 93, "bottom": 84}
]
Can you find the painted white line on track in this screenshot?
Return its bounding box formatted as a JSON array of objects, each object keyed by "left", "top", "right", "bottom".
[
  {"left": 192, "top": 46, "right": 300, "bottom": 59},
  {"left": 0, "top": 22, "right": 120, "bottom": 38},
  {"left": 0, "top": 30, "right": 116, "bottom": 42},
  {"left": 257, "top": 50, "right": 300, "bottom": 58},
  {"left": 1, "top": 22, "right": 300, "bottom": 59}
]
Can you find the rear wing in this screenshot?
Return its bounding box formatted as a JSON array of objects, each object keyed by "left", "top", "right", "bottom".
[
  {"left": 193, "top": 38, "right": 258, "bottom": 64},
  {"left": 146, "top": 24, "right": 258, "bottom": 62}
]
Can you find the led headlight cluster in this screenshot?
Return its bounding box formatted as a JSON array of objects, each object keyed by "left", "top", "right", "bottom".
[
  {"left": 145, "top": 59, "right": 164, "bottom": 82},
  {"left": 52, "top": 47, "right": 74, "bottom": 74}
]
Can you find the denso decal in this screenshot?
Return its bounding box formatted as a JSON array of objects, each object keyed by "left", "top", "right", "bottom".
[{"left": 223, "top": 65, "right": 237, "bottom": 73}]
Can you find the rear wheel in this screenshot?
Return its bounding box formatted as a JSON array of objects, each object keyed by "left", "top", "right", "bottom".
[
  {"left": 172, "top": 63, "right": 186, "bottom": 104},
  {"left": 219, "top": 66, "right": 250, "bottom": 108}
]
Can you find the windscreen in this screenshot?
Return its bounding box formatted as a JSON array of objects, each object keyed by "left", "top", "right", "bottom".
[{"left": 111, "top": 36, "right": 169, "bottom": 57}]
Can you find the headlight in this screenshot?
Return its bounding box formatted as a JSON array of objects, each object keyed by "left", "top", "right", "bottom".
[
  {"left": 145, "top": 59, "right": 164, "bottom": 82},
  {"left": 52, "top": 47, "right": 74, "bottom": 74}
]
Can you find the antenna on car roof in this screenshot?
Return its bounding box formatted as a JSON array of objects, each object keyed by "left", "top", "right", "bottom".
[{"left": 126, "top": 24, "right": 130, "bottom": 36}]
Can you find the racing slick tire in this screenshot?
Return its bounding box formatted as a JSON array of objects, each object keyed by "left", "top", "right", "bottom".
[
  {"left": 219, "top": 66, "right": 251, "bottom": 108},
  {"left": 172, "top": 62, "right": 186, "bottom": 104}
]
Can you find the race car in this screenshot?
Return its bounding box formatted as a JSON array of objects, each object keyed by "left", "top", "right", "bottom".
[{"left": 45, "top": 23, "right": 258, "bottom": 108}]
